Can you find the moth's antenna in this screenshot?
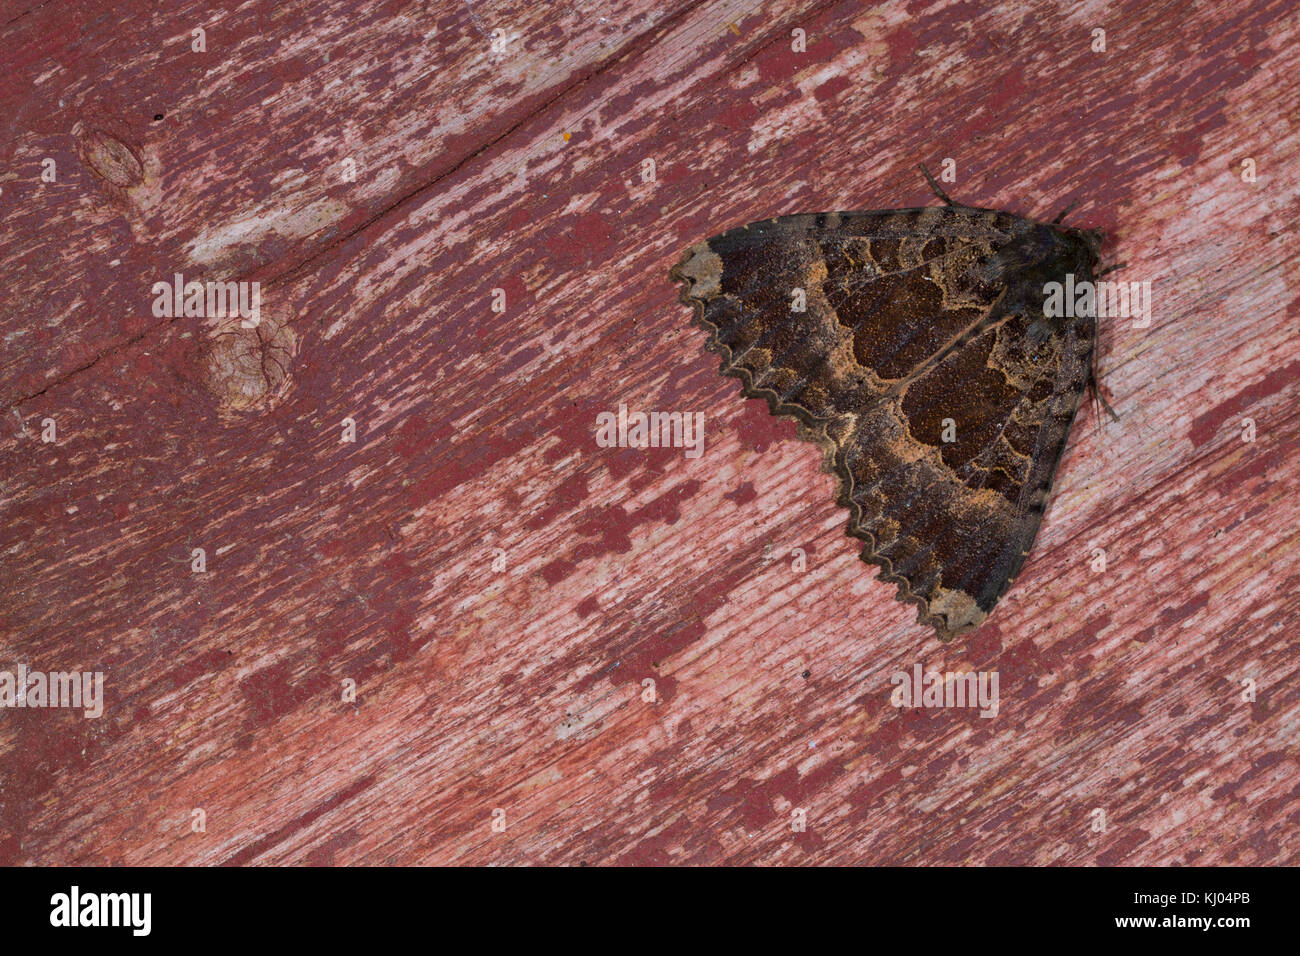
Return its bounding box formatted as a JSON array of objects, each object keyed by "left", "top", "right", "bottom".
[
  {"left": 1096, "top": 261, "right": 1127, "bottom": 278},
  {"left": 1052, "top": 199, "right": 1081, "bottom": 224},
  {"left": 919, "top": 164, "right": 956, "bottom": 206}
]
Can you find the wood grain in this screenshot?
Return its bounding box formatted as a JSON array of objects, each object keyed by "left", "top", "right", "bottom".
[{"left": 1, "top": 0, "right": 1296, "bottom": 865}]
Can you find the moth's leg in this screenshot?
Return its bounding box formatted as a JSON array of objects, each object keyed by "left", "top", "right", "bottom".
[
  {"left": 1085, "top": 265, "right": 1123, "bottom": 424},
  {"left": 1052, "top": 200, "right": 1081, "bottom": 224},
  {"left": 1087, "top": 351, "right": 1120, "bottom": 422},
  {"left": 919, "top": 164, "right": 956, "bottom": 206}
]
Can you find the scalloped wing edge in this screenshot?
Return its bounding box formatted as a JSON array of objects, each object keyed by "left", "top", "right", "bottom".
[{"left": 670, "top": 241, "right": 983, "bottom": 643}]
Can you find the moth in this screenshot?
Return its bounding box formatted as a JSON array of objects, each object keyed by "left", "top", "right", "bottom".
[{"left": 671, "top": 168, "right": 1113, "bottom": 641}]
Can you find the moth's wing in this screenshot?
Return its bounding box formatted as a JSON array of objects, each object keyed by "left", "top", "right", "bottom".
[
  {"left": 671, "top": 208, "right": 1016, "bottom": 426},
  {"left": 843, "top": 307, "right": 1094, "bottom": 640},
  {"left": 671, "top": 208, "right": 1094, "bottom": 641}
]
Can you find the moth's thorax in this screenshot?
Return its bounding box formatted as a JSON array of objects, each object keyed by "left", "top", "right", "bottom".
[
  {"left": 990, "top": 220, "right": 1102, "bottom": 338},
  {"left": 1014, "top": 221, "right": 1102, "bottom": 275}
]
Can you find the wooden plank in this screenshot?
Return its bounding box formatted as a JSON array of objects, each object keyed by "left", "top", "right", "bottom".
[
  {"left": 0, "top": 0, "right": 699, "bottom": 405},
  {"left": 1, "top": 0, "right": 1297, "bottom": 865}
]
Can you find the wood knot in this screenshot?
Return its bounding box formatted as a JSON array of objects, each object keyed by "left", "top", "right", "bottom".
[
  {"left": 74, "top": 125, "right": 144, "bottom": 189},
  {"left": 200, "top": 309, "right": 297, "bottom": 414}
]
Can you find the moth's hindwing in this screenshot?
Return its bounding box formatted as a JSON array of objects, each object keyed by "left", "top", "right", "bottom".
[{"left": 672, "top": 206, "right": 1098, "bottom": 641}]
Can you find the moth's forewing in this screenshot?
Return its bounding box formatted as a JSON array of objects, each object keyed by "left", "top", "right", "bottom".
[{"left": 673, "top": 206, "right": 1098, "bottom": 641}]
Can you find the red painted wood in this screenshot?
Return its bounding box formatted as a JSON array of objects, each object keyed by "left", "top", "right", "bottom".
[{"left": 1, "top": 0, "right": 1296, "bottom": 865}]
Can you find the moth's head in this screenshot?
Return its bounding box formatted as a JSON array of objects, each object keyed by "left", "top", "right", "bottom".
[
  {"left": 1000, "top": 222, "right": 1105, "bottom": 280},
  {"left": 997, "top": 223, "right": 1107, "bottom": 341},
  {"left": 1060, "top": 226, "right": 1105, "bottom": 270}
]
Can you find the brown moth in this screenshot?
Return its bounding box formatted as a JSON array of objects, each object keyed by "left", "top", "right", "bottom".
[{"left": 671, "top": 169, "right": 1109, "bottom": 641}]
